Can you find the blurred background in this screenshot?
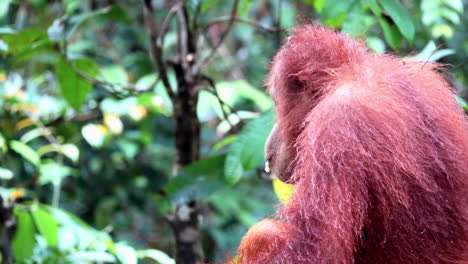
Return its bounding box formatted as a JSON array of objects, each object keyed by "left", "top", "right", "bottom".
[{"left": 0, "top": 0, "right": 466, "bottom": 263}]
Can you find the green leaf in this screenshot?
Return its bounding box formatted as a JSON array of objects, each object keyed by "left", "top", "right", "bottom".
[
  {"left": 65, "top": 0, "right": 82, "bottom": 14},
  {"left": 201, "top": 0, "right": 220, "bottom": 12},
  {"left": 445, "top": 0, "right": 463, "bottom": 13},
  {"left": 0, "top": 0, "right": 12, "bottom": 18},
  {"left": 378, "top": 17, "right": 402, "bottom": 50},
  {"left": 213, "top": 135, "right": 237, "bottom": 151},
  {"left": 321, "top": 0, "right": 354, "bottom": 20},
  {"left": 225, "top": 111, "right": 275, "bottom": 184},
  {"left": 163, "top": 155, "right": 226, "bottom": 205},
  {"left": 1, "top": 29, "right": 47, "bottom": 55},
  {"left": 10, "top": 140, "right": 40, "bottom": 166},
  {"left": 68, "top": 251, "right": 115, "bottom": 262},
  {"left": 57, "top": 57, "right": 99, "bottom": 110},
  {"left": 366, "top": 37, "right": 386, "bottom": 53},
  {"left": 61, "top": 144, "right": 80, "bottom": 163},
  {"left": 94, "top": 5, "right": 132, "bottom": 24},
  {"left": 68, "top": 5, "right": 131, "bottom": 39},
  {"left": 378, "top": 0, "right": 414, "bottom": 42},
  {"left": 39, "top": 160, "right": 72, "bottom": 186},
  {"left": 441, "top": 8, "right": 460, "bottom": 24},
  {"left": 0, "top": 167, "right": 13, "bottom": 180},
  {"left": 342, "top": 1, "right": 375, "bottom": 37},
  {"left": 413, "top": 41, "right": 455, "bottom": 62},
  {"left": 198, "top": 80, "right": 272, "bottom": 122},
  {"left": 238, "top": 0, "right": 253, "bottom": 18},
  {"left": 431, "top": 24, "right": 454, "bottom": 39},
  {"left": 20, "top": 127, "right": 44, "bottom": 143},
  {"left": 138, "top": 249, "right": 175, "bottom": 264},
  {"left": 367, "top": 0, "right": 382, "bottom": 16},
  {"left": 12, "top": 210, "right": 36, "bottom": 261},
  {"left": 312, "top": 0, "right": 326, "bottom": 13},
  {"left": 455, "top": 95, "right": 468, "bottom": 111},
  {"left": 99, "top": 65, "right": 128, "bottom": 86},
  {"left": 31, "top": 208, "right": 58, "bottom": 247},
  {"left": 45, "top": 205, "right": 113, "bottom": 251},
  {"left": 114, "top": 243, "right": 137, "bottom": 264},
  {"left": 81, "top": 124, "right": 108, "bottom": 148}
]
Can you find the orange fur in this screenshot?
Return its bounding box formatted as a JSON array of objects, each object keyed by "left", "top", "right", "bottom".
[{"left": 231, "top": 25, "right": 468, "bottom": 264}]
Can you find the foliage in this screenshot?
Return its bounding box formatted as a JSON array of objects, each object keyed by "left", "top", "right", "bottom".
[{"left": 0, "top": 0, "right": 466, "bottom": 263}]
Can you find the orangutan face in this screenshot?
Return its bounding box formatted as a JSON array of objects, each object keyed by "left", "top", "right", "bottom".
[{"left": 264, "top": 123, "right": 292, "bottom": 182}]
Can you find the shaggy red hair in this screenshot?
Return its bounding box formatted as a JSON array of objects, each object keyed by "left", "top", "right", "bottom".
[{"left": 233, "top": 25, "right": 468, "bottom": 264}]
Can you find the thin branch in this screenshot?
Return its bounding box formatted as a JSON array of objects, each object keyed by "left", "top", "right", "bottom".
[
  {"left": 64, "top": 56, "right": 159, "bottom": 95},
  {"left": 198, "top": 0, "right": 240, "bottom": 68},
  {"left": 197, "top": 74, "right": 243, "bottom": 128},
  {"left": 143, "top": 0, "right": 179, "bottom": 99},
  {"left": 205, "top": 16, "right": 283, "bottom": 33},
  {"left": 0, "top": 196, "right": 15, "bottom": 264},
  {"left": 175, "top": 4, "right": 190, "bottom": 74}
]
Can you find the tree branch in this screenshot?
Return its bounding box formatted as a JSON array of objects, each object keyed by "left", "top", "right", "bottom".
[
  {"left": 205, "top": 16, "right": 284, "bottom": 33},
  {"left": 198, "top": 0, "right": 240, "bottom": 68},
  {"left": 143, "top": 0, "right": 178, "bottom": 99},
  {"left": 0, "top": 196, "right": 15, "bottom": 264}
]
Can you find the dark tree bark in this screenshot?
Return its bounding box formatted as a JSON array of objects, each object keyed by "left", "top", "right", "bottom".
[{"left": 0, "top": 196, "right": 16, "bottom": 264}]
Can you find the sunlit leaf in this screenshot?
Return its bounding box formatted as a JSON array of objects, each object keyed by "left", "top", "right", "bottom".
[
  {"left": 61, "top": 144, "right": 80, "bottom": 163},
  {"left": 455, "top": 96, "right": 468, "bottom": 111},
  {"left": 39, "top": 160, "right": 72, "bottom": 186},
  {"left": 31, "top": 207, "right": 58, "bottom": 247},
  {"left": 431, "top": 24, "right": 454, "bottom": 39},
  {"left": 65, "top": 0, "right": 82, "bottom": 14},
  {"left": 12, "top": 209, "right": 35, "bottom": 261},
  {"left": 0, "top": 167, "right": 13, "bottom": 180},
  {"left": 445, "top": 0, "right": 463, "bottom": 13},
  {"left": 114, "top": 243, "right": 137, "bottom": 264},
  {"left": 20, "top": 127, "right": 45, "bottom": 143},
  {"left": 10, "top": 140, "right": 40, "bottom": 166},
  {"left": 81, "top": 124, "right": 108, "bottom": 148},
  {"left": 47, "top": 18, "right": 65, "bottom": 42},
  {"left": 138, "top": 249, "right": 175, "bottom": 264},
  {"left": 412, "top": 41, "right": 455, "bottom": 62},
  {"left": 46, "top": 205, "right": 114, "bottom": 250},
  {"left": 99, "top": 65, "right": 128, "bottom": 87},
  {"left": 101, "top": 97, "right": 137, "bottom": 116},
  {"left": 1, "top": 29, "right": 47, "bottom": 55},
  {"left": 68, "top": 251, "right": 116, "bottom": 262},
  {"left": 103, "top": 113, "right": 123, "bottom": 134},
  {"left": 0, "top": 133, "right": 5, "bottom": 152},
  {"left": 0, "top": 0, "right": 12, "bottom": 18},
  {"left": 441, "top": 8, "right": 460, "bottom": 24},
  {"left": 311, "top": 0, "right": 326, "bottom": 13},
  {"left": 366, "top": 37, "right": 386, "bottom": 53},
  {"left": 238, "top": 0, "right": 253, "bottom": 18},
  {"left": 213, "top": 135, "right": 237, "bottom": 151},
  {"left": 198, "top": 80, "right": 272, "bottom": 122}
]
